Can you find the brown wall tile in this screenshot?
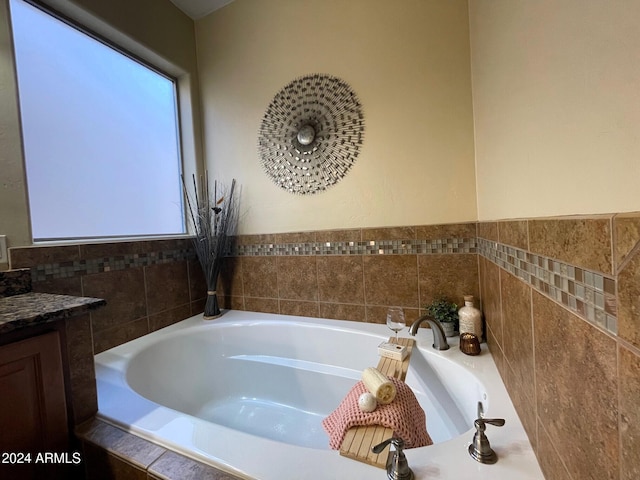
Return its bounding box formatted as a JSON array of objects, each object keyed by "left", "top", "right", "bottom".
[
  {"left": 418, "top": 253, "right": 479, "bottom": 307},
  {"left": 500, "top": 269, "right": 533, "bottom": 394},
  {"left": 317, "top": 256, "right": 364, "bottom": 304},
  {"left": 191, "top": 298, "right": 206, "bottom": 315},
  {"left": 241, "top": 256, "right": 277, "bottom": 298},
  {"left": 279, "top": 300, "right": 319, "bottom": 318},
  {"left": 362, "top": 226, "right": 416, "bottom": 241},
  {"left": 529, "top": 217, "right": 613, "bottom": 274},
  {"left": 363, "top": 255, "right": 418, "bottom": 307},
  {"left": 613, "top": 212, "right": 640, "bottom": 271},
  {"left": 275, "top": 231, "right": 316, "bottom": 243},
  {"left": 617, "top": 248, "right": 640, "bottom": 349},
  {"left": 32, "top": 276, "right": 82, "bottom": 296},
  {"left": 93, "top": 318, "right": 149, "bottom": 354},
  {"left": 83, "top": 268, "right": 147, "bottom": 332},
  {"left": 217, "top": 295, "right": 242, "bottom": 311},
  {"left": 485, "top": 326, "right": 505, "bottom": 381},
  {"left": 481, "top": 257, "right": 503, "bottom": 346},
  {"left": 319, "top": 303, "right": 366, "bottom": 322},
  {"left": 619, "top": 345, "right": 640, "bottom": 480},
  {"left": 415, "top": 222, "right": 476, "bottom": 240},
  {"left": 478, "top": 221, "right": 498, "bottom": 241},
  {"left": 64, "top": 315, "right": 93, "bottom": 373},
  {"left": 136, "top": 238, "right": 191, "bottom": 255},
  {"left": 504, "top": 363, "right": 537, "bottom": 450},
  {"left": 10, "top": 245, "right": 80, "bottom": 268},
  {"left": 536, "top": 420, "right": 570, "bottom": 480},
  {"left": 500, "top": 270, "right": 536, "bottom": 446},
  {"left": 68, "top": 374, "right": 98, "bottom": 427},
  {"left": 64, "top": 315, "right": 97, "bottom": 425},
  {"left": 244, "top": 297, "right": 279, "bottom": 314},
  {"left": 236, "top": 234, "right": 277, "bottom": 246},
  {"left": 365, "top": 305, "right": 420, "bottom": 327},
  {"left": 145, "top": 261, "right": 190, "bottom": 315},
  {"left": 149, "top": 304, "right": 191, "bottom": 332},
  {"left": 188, "top": 258, "right": 207, "bottom": 301},
  {"left": 277, "top": 256, "right": 318, "bottom": 301},
  {"left": 533, "top": 292, "right": 618, "bottom": 480},
  {"left": 215, "top": 257, "right": 242, "bottom": 298},
  {"left": 498, "top": 220, "right": 528, "bottom": 250},
  {"left": 80, "top": 241, "right": 143, "bottom": 259}
]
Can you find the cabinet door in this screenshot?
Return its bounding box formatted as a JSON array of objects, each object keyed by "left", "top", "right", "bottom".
[{"left": 0, "top": 331, "right": 68, "bottom": 479}]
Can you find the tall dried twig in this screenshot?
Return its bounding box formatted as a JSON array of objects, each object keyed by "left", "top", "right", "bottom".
[{"left": 182, "top": 175, "right": 239, "bottom": 319}]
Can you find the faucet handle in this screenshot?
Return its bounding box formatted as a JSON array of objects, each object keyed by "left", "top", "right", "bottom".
[
  {"left": 474, "top": 417, "right": 505, "bottom": 430},
  {"left": 372, "top": 438, "right": 414, "bottom": 480},
  {"left": 372, "top": 436, "right": 404, "bottom": 454},
  {"left": 469, "top": 417, "right": 505, "bottom": 464}
]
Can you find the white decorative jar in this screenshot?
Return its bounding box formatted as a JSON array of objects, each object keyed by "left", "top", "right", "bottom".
[{"left": 458, "top": 295, "right": 483, "bottom": 341}]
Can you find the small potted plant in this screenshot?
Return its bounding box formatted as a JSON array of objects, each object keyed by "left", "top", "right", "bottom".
[{"left": 425, "top": 298, "right": 459, "bottom": 337}]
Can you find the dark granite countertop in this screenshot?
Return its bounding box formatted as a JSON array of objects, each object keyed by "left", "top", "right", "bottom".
[{"left": 0, "top": 292, "right": 106, "bottom": 335}]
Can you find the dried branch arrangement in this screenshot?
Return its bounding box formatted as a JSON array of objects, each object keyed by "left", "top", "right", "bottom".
[{"left": 182, "top": 174, "right": 239, "bottom": 319}]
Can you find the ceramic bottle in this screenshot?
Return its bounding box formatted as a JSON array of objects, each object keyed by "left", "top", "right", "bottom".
[{"left": 458, "top": 295, "right": 483, "bottom": 341}]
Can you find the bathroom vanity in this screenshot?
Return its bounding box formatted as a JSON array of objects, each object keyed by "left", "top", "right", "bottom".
[{"left": 0, "top": 269, "right": 105, "bottom": 480}]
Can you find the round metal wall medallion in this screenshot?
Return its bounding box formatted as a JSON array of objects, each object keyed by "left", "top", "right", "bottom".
[{"left": 258, "top": 73, "right": 365, "bottom": 195}]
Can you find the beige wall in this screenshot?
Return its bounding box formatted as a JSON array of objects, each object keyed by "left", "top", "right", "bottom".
[
  {"left": 196, "top": 0, "right": 477, "bottom": 235},
  {"left": 6, "top": 0, "right": 638, "bottom": 242},
  {"left": 470, "top": 0, "right": 640, "bottom": 221},
  {"left": 0, "top": 0, "right": 202, "bottom": 260},
  {"left": 0, "top": 0, "right": 31, "bottom": 257}
]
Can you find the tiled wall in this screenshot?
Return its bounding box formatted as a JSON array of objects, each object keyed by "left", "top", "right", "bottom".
[
  {"left": 9, "top": 238, "right": 207, "bottom": 354},
  {"left": 218, "top": 223, "right": 480, "bottom": 326},
  {"left": 9, "top": 224, "right": 481, "bottom": 355},
  {"left": 478, "top": 214, "right": 640, "bottom": 480}
]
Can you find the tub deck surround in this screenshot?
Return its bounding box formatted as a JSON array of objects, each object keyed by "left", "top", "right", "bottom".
[
  {"left": 76, "top": 418, "right": 243, "bottom": 480},
  {"left": 94, "top": 310, "right": 544, "bottom": 480}
]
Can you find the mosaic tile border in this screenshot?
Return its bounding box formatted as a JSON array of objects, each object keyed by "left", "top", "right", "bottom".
[
  {"left": 234, "top": 237, "right": 477, "bottom": 256},
  {"left": 30, "top": 248, "right": 195, "bottom": 283},
  {"left": 478, "top": 238, "right": 618, "bottom": 335}
]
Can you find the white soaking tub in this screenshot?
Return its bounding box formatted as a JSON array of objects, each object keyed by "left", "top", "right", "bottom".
[{"left": 95, "top": 310, "right": 543, "bottom": 480}]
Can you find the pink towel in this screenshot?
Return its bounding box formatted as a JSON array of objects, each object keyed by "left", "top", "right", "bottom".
[{"left": 322, "top": 377, "right": 433, "bottom": 450}]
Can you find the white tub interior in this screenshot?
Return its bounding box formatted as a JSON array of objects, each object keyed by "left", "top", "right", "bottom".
[{"left": 124, "top": 322, "right": 478, "bottom": 449}]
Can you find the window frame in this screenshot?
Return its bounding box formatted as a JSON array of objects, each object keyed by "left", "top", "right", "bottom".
[{"left": 9, "top": 0, "right": 197, "bottom": 243}]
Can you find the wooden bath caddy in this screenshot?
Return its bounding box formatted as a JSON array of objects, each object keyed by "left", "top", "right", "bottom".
[{"left": 339, "top": 336, "right": 415, "bottom": 469}]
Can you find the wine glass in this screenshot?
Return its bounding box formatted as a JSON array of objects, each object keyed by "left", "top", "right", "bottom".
[{"left": 386, "top": 307, "right": 406, "bottom": 341}]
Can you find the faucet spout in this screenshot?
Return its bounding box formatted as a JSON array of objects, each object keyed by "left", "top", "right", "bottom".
[{"left": 409, "top": 315, "right": 450, "bottom": 351}]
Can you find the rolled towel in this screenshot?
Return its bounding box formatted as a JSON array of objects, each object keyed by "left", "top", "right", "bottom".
[{"left": 362, "top": 367, "right": 396, "bottom": 405}]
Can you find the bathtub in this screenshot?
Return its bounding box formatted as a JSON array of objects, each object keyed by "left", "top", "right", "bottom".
[{"left": 95, "top": 311, "right": 543, "bottom": 479}]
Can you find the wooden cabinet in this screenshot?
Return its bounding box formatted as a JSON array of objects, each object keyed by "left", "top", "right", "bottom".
[{"left": 0, "top": 331, "right": 68, "bottom": 480}]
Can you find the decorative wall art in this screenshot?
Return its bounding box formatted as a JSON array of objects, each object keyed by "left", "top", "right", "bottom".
[{"left": 258, "top": 74, "right": 365, "bottom": 195}]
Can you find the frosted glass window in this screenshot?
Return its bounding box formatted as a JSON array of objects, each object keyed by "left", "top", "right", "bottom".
[{"left": 10, "top": 0, "right": 185, "bottom": 240}]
